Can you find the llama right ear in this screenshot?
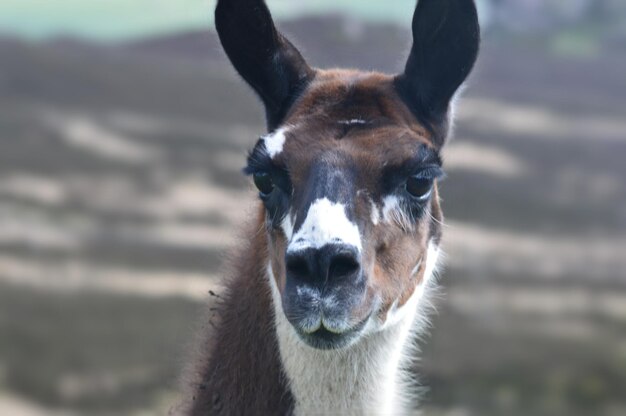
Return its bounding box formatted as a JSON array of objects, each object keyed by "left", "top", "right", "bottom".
[
  {"left": 215, "top": 0, "right": 314, "bottom": 130},
  {"left": 395, "top": 0, "right": 480, "bottom": 146}
]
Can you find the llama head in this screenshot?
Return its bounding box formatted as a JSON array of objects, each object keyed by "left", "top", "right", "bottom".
[{"left": 216, "top": 0, "right": 480, "bottom": 349}]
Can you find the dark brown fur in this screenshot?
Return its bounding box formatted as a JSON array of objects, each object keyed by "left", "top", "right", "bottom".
[{"left": 182, "top": 208, "right": 294, "bottom": 415}]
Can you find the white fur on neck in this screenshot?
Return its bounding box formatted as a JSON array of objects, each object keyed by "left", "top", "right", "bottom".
[{"left": 267, "top": 242, "right": 441, "bottom": 415}]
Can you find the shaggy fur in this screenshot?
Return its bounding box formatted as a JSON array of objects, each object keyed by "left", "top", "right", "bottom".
[{"left": 178, "top": 0, "right": 479, "bottom": 414}]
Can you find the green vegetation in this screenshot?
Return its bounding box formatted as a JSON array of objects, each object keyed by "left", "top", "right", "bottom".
[{"left": 0, "top": 0, "right": 417, "bottom": 41}]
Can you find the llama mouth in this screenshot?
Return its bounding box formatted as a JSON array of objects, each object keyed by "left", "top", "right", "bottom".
[{"left": 295, "top": 316, "right": 369, "bottom": 350}]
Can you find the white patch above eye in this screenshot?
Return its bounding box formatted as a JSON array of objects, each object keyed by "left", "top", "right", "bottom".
[
  {"left": 288, "top": 198, "right": 362, "bottom": 253},
  {"left": 262, "top": 127, "right": 288, "bottom": 158}
]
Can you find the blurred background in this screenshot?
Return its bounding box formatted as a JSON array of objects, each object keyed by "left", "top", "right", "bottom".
[{"left": 1, "top": 0, "right": 625, "bottom": 415}]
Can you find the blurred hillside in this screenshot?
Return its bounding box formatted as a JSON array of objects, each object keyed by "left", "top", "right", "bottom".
[
  {"left": 2, "top": 0, "right": 626, "bottom": 42},
  {"left": 0, "top": 13, "right": 625, "bottom": 416}
]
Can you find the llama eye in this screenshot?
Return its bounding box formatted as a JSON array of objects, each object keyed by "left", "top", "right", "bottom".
[
  {"left": 406, "top": 176, "right": 433, "bottom": 200},
  {"left": 253, "top": 172, "right": 274, "bottom": 196}
]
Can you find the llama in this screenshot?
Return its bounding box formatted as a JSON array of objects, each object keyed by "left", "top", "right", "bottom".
[{"left": 182, "top": 0, "right": 480, "bottom": 414}]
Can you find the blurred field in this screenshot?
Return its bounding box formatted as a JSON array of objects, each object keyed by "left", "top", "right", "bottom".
[{"left": 1, "top": 14, "right": 626, "bottom": 416}]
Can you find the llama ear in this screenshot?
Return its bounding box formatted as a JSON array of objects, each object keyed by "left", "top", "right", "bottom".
[
  {"left": 395, "top": 0, "right": 480, "bottom": 146},
  {"left": 215, "top": 0, "right": 314, "bottom": 130}
]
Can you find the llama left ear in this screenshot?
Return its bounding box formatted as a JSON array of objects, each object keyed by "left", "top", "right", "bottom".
[
  {"left": 395, "top": 0, "right": 480, "bottom": 146},
  {"left": 215, "top": 0, "right": 314, "bottom": 130}
]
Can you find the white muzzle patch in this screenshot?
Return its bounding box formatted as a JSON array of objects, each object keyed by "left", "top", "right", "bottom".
[{"left": 287, "top": 198, "right": 361, "bottom": 253}]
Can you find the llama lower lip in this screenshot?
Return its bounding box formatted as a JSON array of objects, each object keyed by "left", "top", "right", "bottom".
[{"left": 295, "top": 317, "right": 369, "bottom": 350}]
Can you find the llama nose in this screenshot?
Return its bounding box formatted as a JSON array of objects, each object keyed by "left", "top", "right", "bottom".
[{"left": 285, "top": 244, "right": 361, "bottom": 285}]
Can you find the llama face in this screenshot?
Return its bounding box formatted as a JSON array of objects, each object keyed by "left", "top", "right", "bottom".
[
  {"left": 245, "top": 70, "right": 445, "bottom": 349},
  {"left": 217, "top": 0, "right": 479, "bottom": 349}
]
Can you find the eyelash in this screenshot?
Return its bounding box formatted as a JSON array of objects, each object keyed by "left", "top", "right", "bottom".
[{"left": 411, "top": 166, "right": 444, "bottom": 180}]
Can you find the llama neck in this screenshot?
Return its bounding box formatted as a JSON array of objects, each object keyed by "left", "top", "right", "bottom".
[
  {"left": 267, "top": 244, "right": 439, "bottom": 415},
  {"left": 272, "top": 300, "right": 421, "bottom": 415}
]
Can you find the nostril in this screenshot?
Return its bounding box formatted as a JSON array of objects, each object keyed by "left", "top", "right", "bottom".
[
  {"left": 286, "top": 246, "right": 360, "bottom": 283},
  {"left": 328, "top": 253, "right": 360, "bottom": 279},
  {"left": 286, "top": 254, "right": 310, "bottom": 278}
]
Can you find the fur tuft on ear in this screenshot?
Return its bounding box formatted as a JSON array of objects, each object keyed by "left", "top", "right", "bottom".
[
  {"left": 215, "top": 0, "right": 314, "bottom": 130},
  {"left": 395, "top": 0, "right": 480, "bottom": 147}
]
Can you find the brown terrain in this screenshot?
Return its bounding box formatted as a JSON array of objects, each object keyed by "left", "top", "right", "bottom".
[{"left": 0, "top": 17, "right": 625, "bottom": 415}]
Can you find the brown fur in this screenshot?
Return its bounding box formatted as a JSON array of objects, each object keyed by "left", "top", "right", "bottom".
[
  {"left": 179, "top": 72, "right": 442, "bottom": 414},
  {"left": 268, "top": 70, "right": 439, "bottom": 322},
  {"left": 181, "top": 0, "right": 480, "bottom": 411},
  {"left": 181, "top": 208, "right": 294, "bottom": 415}
]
